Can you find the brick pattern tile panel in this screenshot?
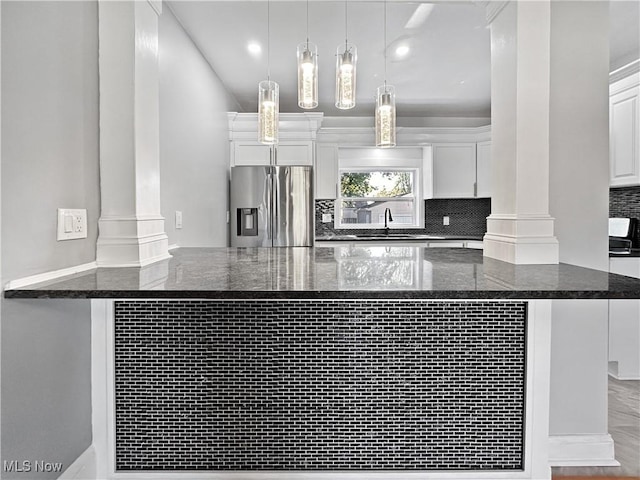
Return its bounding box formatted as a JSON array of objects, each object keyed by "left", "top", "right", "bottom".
[{"left": 114, "top": 300, "right": 526, "bottom": 471}]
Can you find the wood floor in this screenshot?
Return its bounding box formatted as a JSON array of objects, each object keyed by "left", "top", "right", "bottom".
[
  {"left": 552, "top": 377, "right": 640, "bottom": 479},
  {"left": 553, "top": 478, "right": 640, "bottom": 480}
]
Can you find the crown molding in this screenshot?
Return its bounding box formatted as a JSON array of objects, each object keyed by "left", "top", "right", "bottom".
[
  {"left": 317, "top": 124, "right": 491, "bottom": 145},
  {"left": 480, "top": 1, "right": 510, "bottom": 24},
  {"left": 147, "top": 0, "right": 162, "bottom": 16},
  {"left": 228, "top": 112, "right": 325, "bottom": 141},
  {"left": 610, "top": 59, "right": 640, "bottom": 85}
]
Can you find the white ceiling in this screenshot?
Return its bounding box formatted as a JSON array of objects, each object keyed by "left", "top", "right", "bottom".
[{"left": 167, "top": 1, "right": 640, "bottom": 118}]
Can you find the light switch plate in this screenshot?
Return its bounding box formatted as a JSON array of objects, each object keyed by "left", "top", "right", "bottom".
[
  {"left": 322, "top": 213, "right": 333, "bottom": 223},
  {"left": 57, "top": 208, "right": 87, "bottom": 240},
  {"left": 443, "top": 216, "right": 450, "bottom": 226},
  {"left": 175, "top": 211, "right": 183, "bottom": 229}
]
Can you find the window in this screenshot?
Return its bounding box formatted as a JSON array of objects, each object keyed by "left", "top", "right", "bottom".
[{"left": 337, "top": 169, "right": 419, "bottom": 228}]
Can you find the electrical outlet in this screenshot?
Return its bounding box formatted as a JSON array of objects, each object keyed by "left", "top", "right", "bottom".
[
  {"left": 322, "top": 213, "right": 333, "bottom": 223},
  {"left": 57, "top": 208, "right": 87, "bottom": 240},
  {"left": 175, "top": 211, "right": 183, "bottom": 229},
  {"left": 443, "top": 216, "right": 450, "bottom": 226},
  {"left": 74, "top": 214, "right": 84, "bottom": 232}
]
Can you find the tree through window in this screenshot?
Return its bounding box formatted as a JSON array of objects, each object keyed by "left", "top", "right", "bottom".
[{"left": 338, "top": 170, "right": 418, "bottom": 227}]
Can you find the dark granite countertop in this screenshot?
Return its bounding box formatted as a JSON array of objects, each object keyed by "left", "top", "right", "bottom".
[{"left": 4, "top": 246, "right": 640, "bottom": 300}]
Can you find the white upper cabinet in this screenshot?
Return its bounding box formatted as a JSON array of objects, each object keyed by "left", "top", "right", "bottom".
[
  {"left": 232, "top": 142, "right": 271, "bottom": 166},
  {"left": 429, "top": 142, "right": 491, "bottom": 199},
  {"left": 610, "top": 72, "right": 640, "bottom": 187},
  {"left": 231, "top": 141, "right": 313, "bottom": 167},
  {"left": 228, "top": 112, "right": 323, "bottom": 167},
  {"left": 432, "top": 143, "right": 477, "bottom": 198},
  {"left": 275, "top": 142, "right": 313, "bottom": 166},
  {"left": 315, "top": 144, "right": 338, "bottom": 199}
]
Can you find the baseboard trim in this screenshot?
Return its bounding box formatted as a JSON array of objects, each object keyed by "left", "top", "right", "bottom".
[
  {"left": 4, "top": 261, "right": 97, "bottom": 290},
  {"left": 75, "top": 471, "right": 551, "bottom": 480},
  {"left": 608, "top": 372, "right": 640, "bottom": 381},
  {"left": 548, "top": 434, "right": 620, "bottom": 467},
  {"left": 57, "top": 444, "right": 96, "bottom": 480}
]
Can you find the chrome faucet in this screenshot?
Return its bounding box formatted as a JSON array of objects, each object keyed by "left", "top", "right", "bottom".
[{"left": 384, "top": 207, "right": 393, "bottom": 233}]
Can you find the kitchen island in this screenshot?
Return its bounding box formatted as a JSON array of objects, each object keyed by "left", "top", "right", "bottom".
[
  {"left": 7, "top": 246, "right": 640, "bottom": 299},
  {"left": 5, "top": 246, "right": 640, "bottom": 480}
]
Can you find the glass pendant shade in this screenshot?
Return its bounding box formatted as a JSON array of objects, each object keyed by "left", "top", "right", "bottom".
[
  {"left": 258, "top": 80, "right": 279, "bottom": 145},
  {"left": 335, "top": 44, "right": 357, "bottom": 109},
  {"left": 297, "top": 42, "right": 318, "bottom": 109},
  {"left": 375, "top": 84, "right": 396, "bottom": 148}
]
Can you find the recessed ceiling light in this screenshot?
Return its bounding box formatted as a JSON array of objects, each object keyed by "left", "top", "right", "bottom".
[
  {"left": 395, "top": 45, "right": 410, "bottom": 58},
  {"left": 247, "top": 42, "right": 261, "bottom": 56}
]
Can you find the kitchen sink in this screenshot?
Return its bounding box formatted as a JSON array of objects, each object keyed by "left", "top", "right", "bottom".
[
  {"left": 353, "top": 233, "right": 446, "bottom": 240},
  {"left": 362, "top": 234, "right": 416, "bottom": 239}
]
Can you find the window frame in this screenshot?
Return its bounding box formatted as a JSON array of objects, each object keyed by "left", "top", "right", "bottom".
[{"left": 335, "top": 167, "right": 422, "bottom": 229}]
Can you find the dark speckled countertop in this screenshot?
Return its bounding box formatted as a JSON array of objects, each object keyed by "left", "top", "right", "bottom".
[{"left": 4, "top": 246, "right": 640, "bottom": 300}]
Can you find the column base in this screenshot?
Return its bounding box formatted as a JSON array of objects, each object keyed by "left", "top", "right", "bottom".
[
  {"left": 96, "top": 215, "right": 171, "bottom": 267},
  {"left": 548, "top": 434, "right": 619, "bottom": 467},
  {"left": 483, "top": 214, "right": 559, "bottom": 264}
]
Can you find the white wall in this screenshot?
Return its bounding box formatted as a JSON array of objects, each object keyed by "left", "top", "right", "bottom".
[
  {"left": 549, "top": 300, "right": 609, "bottom": 434},
  {"left": 547, "top": 0, "right": 612, "bottom": 459},
  {"left": 1, "top": 2, "right": 100, "bottom": 281},
  {"left": 1, "top": 1, "right": 97, "bottom": 476},
  {"left": 159, "top": 6, "right": 241, "bottom": 248},
  {"left": 549, "top": 3, "right": 610, "bottom": 272},
  {"left": 1, "top": 299, "right": 92, "bottom": 479}
]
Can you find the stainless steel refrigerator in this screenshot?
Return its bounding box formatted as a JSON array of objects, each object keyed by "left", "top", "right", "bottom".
[{"left": 230, "top": 165, "right": 314, "bottom": 247}]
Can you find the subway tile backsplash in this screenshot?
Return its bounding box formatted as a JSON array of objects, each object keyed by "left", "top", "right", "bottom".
[
  {"left": 316, "top": 198, "right": 491, "bottom": 237},
  {"left": 424, "top": 198, "right": 491, "bottom": 236},
  {"left": 610, "top": 186, "right": 640, "bottom": 220}
]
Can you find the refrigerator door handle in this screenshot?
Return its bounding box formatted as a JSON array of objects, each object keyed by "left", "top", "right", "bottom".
[
  {"left": 273, "top": 171, "right": 279, "bottom": 241},
  {"left": 264, "top": 172, "right": 272, "bottom": 240}
]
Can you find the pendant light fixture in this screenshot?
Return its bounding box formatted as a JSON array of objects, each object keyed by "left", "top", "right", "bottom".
[
  {"left": 297, "top": 0, "right": 318, "bottom": 109},
  {"left": 335, "top": 1, "right": 357, "bottom": 109},
  {"left": 259, "top": 0, "right": 279, "bottom": 145},
  {"left": 375, "top": 0, "right": 396, "bottom": 148}
]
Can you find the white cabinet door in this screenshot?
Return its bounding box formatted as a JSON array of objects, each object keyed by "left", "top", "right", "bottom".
[
  {"left": 232, "top": 141, "right": 313, "bottom": 167},
  {"left": 276, "top": 142, "right": 313, "bottom": 166},
  {"left": 432, "top": 143, "right": 477, "bottom": 198},
  {"left": 610, "top": 83, "right": 640, "bottom": 187},
  {"left": 315, "top": 144, "right": 338, "bottom": 199},
  {"left": 233, "top": 142, "right": 271, "bottom": 166},
  {"left": 476, "top": 141, "right": 491, "bottom": 198}
]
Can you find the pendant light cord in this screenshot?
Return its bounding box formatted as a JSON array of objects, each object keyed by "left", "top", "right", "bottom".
[
  {"left": 383, "top": 0, "right": 387, "bottom": 88},
  {"left": 344, "top": 1, "right": 348, "bottom": 48},
  {"left": 267, "top": 0, "right": 271, "bottom": 81},
  {"left": 306, "top": 0, "right": 310, "bottom": 47}
]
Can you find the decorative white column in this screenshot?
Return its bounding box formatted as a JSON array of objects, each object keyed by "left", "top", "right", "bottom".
[
  {"left": 483, "top": 0, "right": 614, "bottom": 467},
  {"left": 96, "top": 0, "right": 170, "bottom": 267},
  {"left": 546, "top": 0, "right": 613, "bottom": 467},
  {"left": 483, "top": 1, "right": 560, "bottom": 264}
]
